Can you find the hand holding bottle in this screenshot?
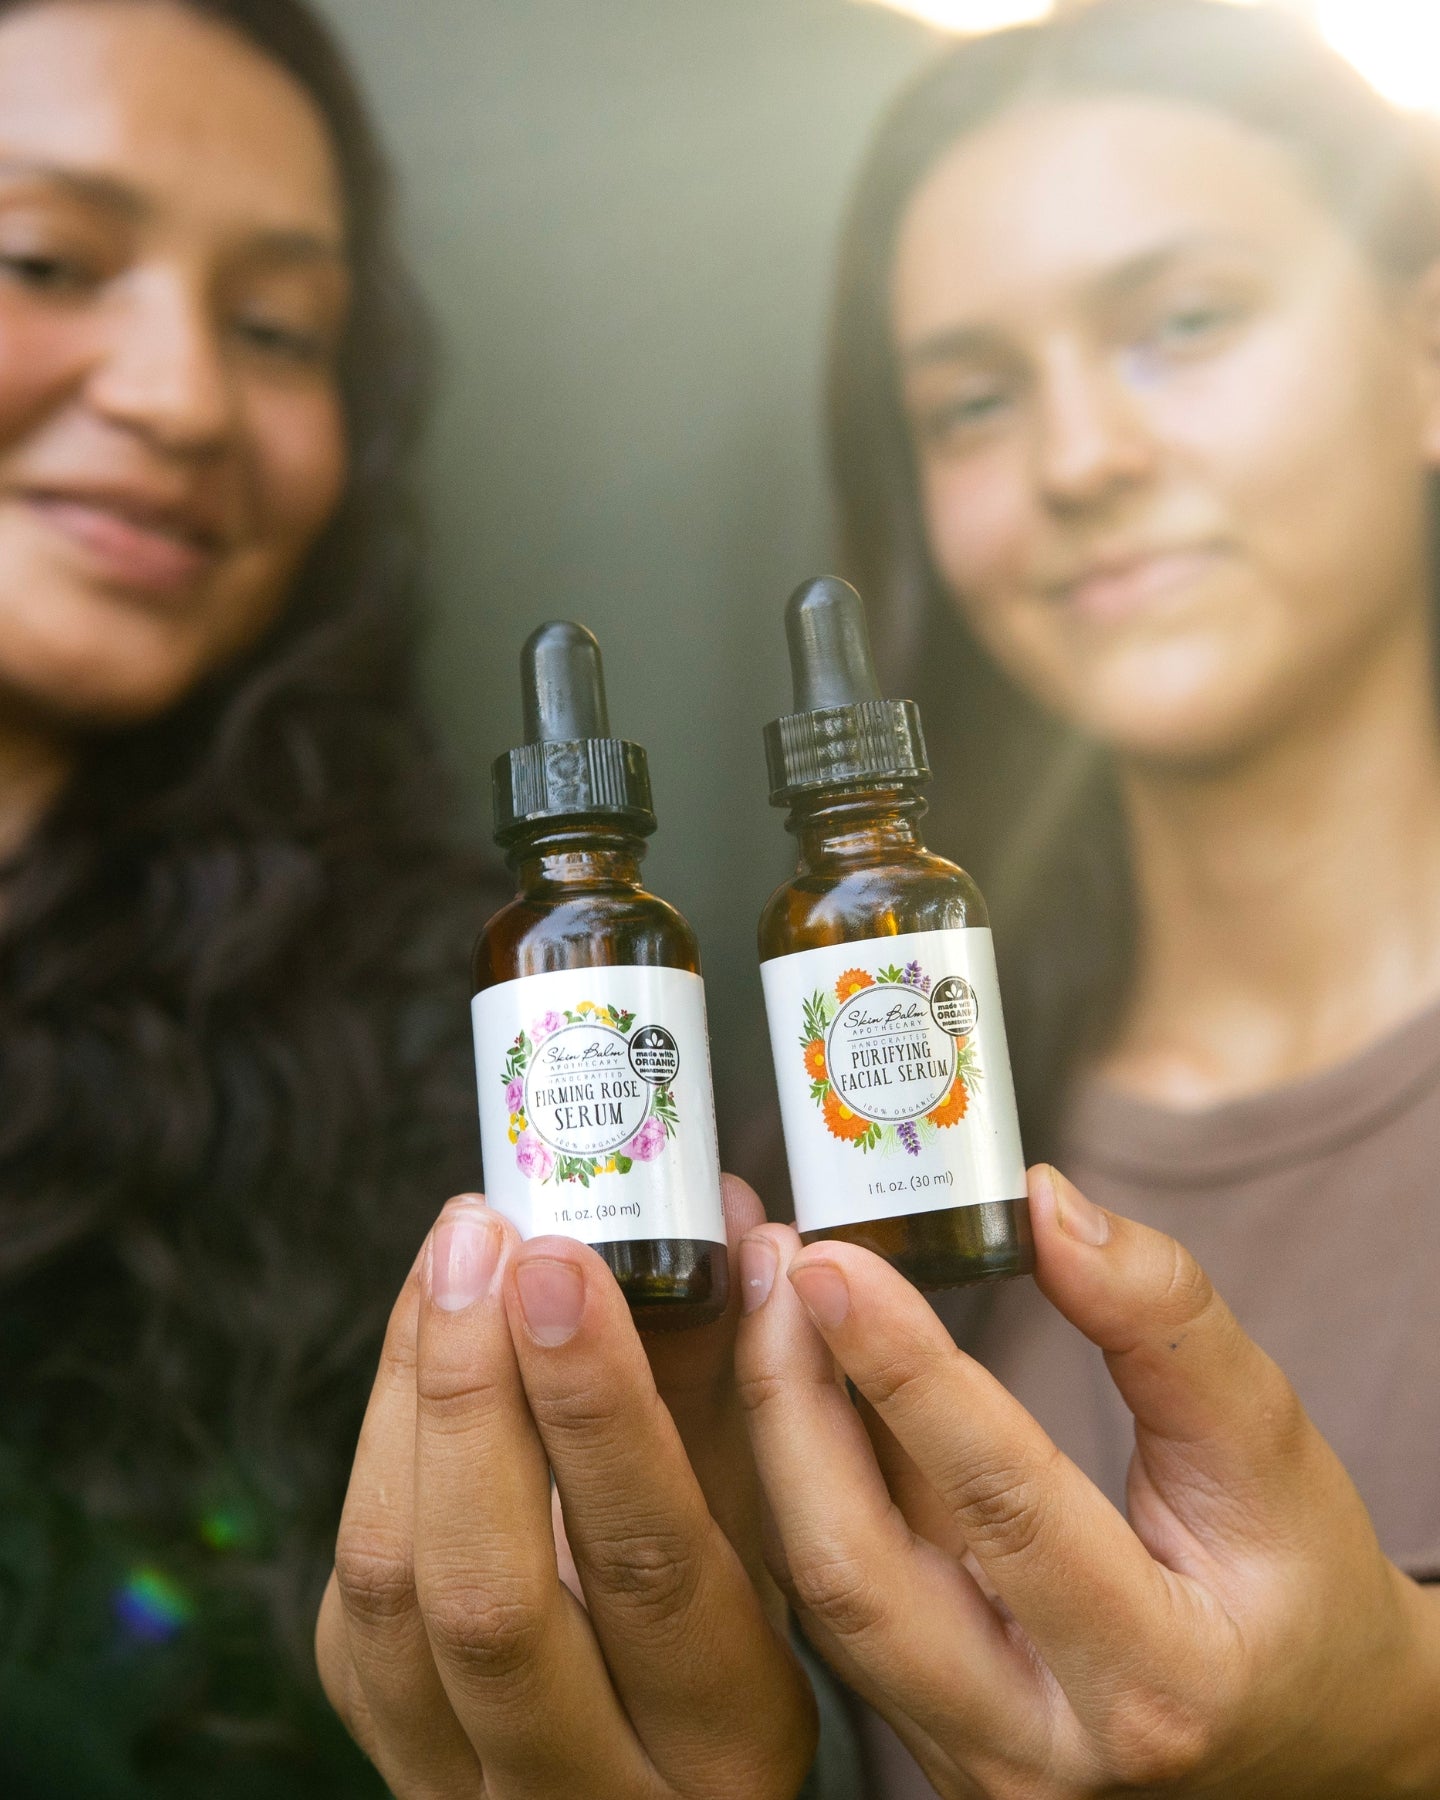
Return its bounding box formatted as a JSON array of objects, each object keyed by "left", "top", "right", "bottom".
[
  {"left": 736, "top": 1164, "right": 1440, "bottom": 1797},
  {"left": 316, "top": 1178, "right": 816, "bottom": 1800}
]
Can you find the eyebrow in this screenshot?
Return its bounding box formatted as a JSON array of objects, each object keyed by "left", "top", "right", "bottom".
[
  {"left": 899, "top": 232, "right": 1264, "bottom": 369},
  {"left": 0, "top": 157, "right": 346, "bottom": 262},
  {"left": 0, "top": 156, "right": 146, "bottom": 217}
]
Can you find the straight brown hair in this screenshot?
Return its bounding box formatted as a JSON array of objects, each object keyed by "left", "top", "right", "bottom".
[{"left": 827, "top": 0, "right": 1440, "bottom": 1153}]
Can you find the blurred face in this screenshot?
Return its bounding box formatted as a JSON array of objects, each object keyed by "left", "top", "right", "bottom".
[
  {"left": 892, "top": 96, "right": 1440, "bottom": 766},
  {"left": 0, "top": 0, "right": 348, "bottom": 727}
]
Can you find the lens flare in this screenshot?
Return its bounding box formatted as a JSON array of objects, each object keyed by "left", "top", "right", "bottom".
[
  {"left": 114, "top": 1565, "right": 194, "bottom": 1645},
  {"left": 857, "top": 0, "right": 1440, "bottom": 114}
]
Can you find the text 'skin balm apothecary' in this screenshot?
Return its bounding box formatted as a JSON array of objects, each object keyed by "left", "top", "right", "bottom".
[
  {"left": 758, "top": 577, "right": 1032, "bottom": 1288},
  {"left": 472, "top": 621, "right": 727, "bottom": 1328}
]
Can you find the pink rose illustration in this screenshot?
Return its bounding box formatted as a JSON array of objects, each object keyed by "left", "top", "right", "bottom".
[
  {"left": 628, "top": 1114, "right": 666, "bottom": 1163},
  {"left": 515, "top": 1131, "right": 554, "bottom": 1181},
  {"left": 504, "top": 1075, "right": 524, "bottom": 1115},
  {"left": 531, "top": 1010, "right": 562, "bottom": 1045}
]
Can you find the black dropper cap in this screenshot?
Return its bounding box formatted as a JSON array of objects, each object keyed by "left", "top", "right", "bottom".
[
  {"left": 764, "top": 576, "right": 929, "bottom": 804},
  {"left": 492, "top": 621, "right": 656, "bottom": 843}
]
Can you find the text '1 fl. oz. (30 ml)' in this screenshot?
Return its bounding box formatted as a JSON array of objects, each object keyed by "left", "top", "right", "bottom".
[
  {"left": 758, "top": 576, "right": 1033, "bottom": 1289},
  {"left": 472, "top": 621, "right": 728, "bottom": 1329}
]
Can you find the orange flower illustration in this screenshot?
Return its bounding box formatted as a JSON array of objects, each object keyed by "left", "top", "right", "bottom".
[
  {"left": 803, "top": 1038, "right": 827, "bottom": 1081},
  {"left": 927, "top": 1078, "right": 969, "bottom": 1128},
  {"left": 823, "top": 1088, "right": 870, "bottom": 1142},
  {"left": 835, "top": 968, "right": 874, "bottom": 1002}
]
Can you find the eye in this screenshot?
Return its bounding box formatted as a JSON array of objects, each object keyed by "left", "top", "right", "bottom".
[
  {"left": 232, "top": 311, "right": 330, "bottom": 366},
  {"left": 916, "top": 380, "right": 1017, "bottom": 446},
  {"left": 1142, "top": 297, "right": 1245, "bottom": 357},
  {"left": 0, "top": 250, "right": 97, "bottom": 295}
]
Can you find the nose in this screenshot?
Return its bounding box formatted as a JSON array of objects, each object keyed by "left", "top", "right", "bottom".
[
  {"left": 1032, "top": 341, "right": 1154, "bottom": 513},
  {"left": 86, "top": 269, "right": 235, "bottom": 457}
]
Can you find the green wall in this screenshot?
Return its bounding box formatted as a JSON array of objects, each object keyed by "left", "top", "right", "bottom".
[{"left": 315, "top": 0, "right": 936, "bottom": 1161}]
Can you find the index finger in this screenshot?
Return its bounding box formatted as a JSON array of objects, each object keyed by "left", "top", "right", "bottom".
[
  {"left": 504, "top": 1230, "right": 816, "bottom": 1796},
  {"left": 410, "top": 1202, "right": 649, "bottom": 1800}
]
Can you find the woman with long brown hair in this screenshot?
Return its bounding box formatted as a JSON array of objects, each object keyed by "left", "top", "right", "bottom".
[{"left": 735, "top": 2, "right": 1440, "bottom": 1793}]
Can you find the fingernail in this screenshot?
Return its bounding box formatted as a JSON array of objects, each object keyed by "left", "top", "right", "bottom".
[
  {"left": 739, "top": 1234, "right": 777, "bottom": 1314},
  {"left": 430, "top": 1207, "right": 501, "bottom": 1311},
  {"left": 516, "top": 1259, "right": 585, "bottom": 1347},
  {"left": 788, "top": 1260, "right": 850, "bottom": 1331},
  {"left": 1053, "top": 1168, "right": 1110, "bottom": 1247}
]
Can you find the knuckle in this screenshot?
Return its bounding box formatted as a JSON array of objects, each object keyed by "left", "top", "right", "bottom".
[
  {"left": 414, "top": 1355, "right": 507, "bottom": 1426},
  {"left": 734, "top": 1364, "right": 789, "bottom": 1419},
  {"left": 422, "top": 1577, "right": 548, "bottom": 1684},
  {"left": 1099, "top": 1685, "right": 1216, "bottom": 1787},
  {"left": 861, "top": 1346, "right": 933, "bottom": 1413},
  {"left": 333, "top": 1525, "right": 415, "bottom": 1629},
  {"left": 787, "top": 1546, "right": 888, "bottom": 1644},
  {"left": 577, "top": 1520, "right": 701, "bottom": 1624},
  {"left": 945, "top": 1449, "right": 1053, "bottom": 1565},
  {"left": 1156, "top": 1236, "right": 1215, "bottom": 1331},
  {"left": 527, "top": 1373, "right": 627, "bottom": 1443}
]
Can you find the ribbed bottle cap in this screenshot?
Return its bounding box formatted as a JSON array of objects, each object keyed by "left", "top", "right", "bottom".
[
  {"left": 764, "top": 576, "right": 929, "bottom": 803},
  {"left": 492, "top": 621, "right": 656, "bottom": 842}
]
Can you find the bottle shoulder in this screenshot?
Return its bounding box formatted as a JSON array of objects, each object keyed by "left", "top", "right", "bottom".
[
  {"left": 475, "top": 886, "right": 700, "bottom": 989},
  {"left": 758, "top": 851, "right": 990, "bottom": 959}
]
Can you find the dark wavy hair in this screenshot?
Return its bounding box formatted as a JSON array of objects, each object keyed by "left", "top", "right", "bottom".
[
  {"left": 0, "top": 0, "right": 497, "bottom": 1769},
  {"left": 827, "top": 0, "right": 1440, "bottom": 1156}
]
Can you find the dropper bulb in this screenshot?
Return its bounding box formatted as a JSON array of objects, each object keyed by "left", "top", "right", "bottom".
[
  {"left": 784, "top": 576, "right": 882, "bottom": 712},
  {"left": 521, "top": 620, "right": 610, "bottom": 742}
]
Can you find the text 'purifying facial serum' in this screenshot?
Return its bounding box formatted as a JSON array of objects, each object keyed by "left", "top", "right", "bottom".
[{"left": 758, "top": 577, "right": 1033, "bottom": 1289}]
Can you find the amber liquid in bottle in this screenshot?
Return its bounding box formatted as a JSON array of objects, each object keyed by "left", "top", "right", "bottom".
[
  {"left": 760, "top": 781, "right": 1033, "bottom": 1288},
  {"left": 474, "top": 813, "right": 728, "bottom": 1330},
  {"left": 759, "top": 575, "right": 1032, "bottom": 1291}
]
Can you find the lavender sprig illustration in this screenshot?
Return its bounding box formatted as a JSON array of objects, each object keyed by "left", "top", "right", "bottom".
[
  {"left": 903, "top": 960, "right": 930, "bottom": 994},
  {"left": 898, "top": 1120, "right": 921, "bottom": 1156}
]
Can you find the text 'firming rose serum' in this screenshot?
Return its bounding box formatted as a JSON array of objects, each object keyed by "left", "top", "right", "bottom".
[{"left": 472, "top": 622, "right": 727, "bottom": 1327}]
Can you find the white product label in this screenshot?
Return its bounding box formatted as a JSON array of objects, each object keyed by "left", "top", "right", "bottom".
[
  {"left": 472, "top": 965, "right": 724, "bottom": 1245},
  {"left": 761, "top": 928, "right": 1026, "bottom": 1234}
]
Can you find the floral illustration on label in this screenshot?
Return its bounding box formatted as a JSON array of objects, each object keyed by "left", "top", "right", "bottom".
[
  {"left": 502, "top": 1001, "right": 679, "bottom": 1186},
  {"left": 800, "top": 959, "right": 980, "bottom": 1156}
]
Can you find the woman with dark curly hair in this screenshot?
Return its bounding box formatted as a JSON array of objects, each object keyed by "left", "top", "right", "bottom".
[
  {"left": 0, "top": 8, "right": 825, "bottom": 1798},
  {"left": 0, "top": 2, "right": 497, "bottom": 1792}
]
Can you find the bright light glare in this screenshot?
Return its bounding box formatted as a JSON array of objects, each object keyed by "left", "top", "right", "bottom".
[
  {"left": 858, "top": 0, "right": 1440, "bottom": 114},
  {"left": 1311, "top": 1, "right": 1440, "bottom": 113},
  {"left": 859, "top": 0, "right": 1052, "bottom": 30}
]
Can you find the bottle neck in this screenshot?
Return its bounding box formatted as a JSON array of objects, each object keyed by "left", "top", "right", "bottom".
[
  {"left": 506, "top": 821, "right": 648, "bottom": 893},
  {"left": 786, "top": 784, "right": 930, "bottom": 873}
]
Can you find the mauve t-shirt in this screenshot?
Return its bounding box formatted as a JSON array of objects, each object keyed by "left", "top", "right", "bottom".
[{"left": 860, "top": 1000, "right": 1440, "bottom": 1797}]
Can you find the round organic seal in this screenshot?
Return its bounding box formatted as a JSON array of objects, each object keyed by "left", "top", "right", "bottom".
[
  {"left": 930, "top": 975, "right": 979, "bottom": 1037},
  {"left": 628, "top": 1024, "right": 680, "bottom": 1085}
]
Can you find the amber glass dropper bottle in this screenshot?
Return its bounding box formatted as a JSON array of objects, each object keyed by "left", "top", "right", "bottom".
[
  {"left": 472, "top": 621, "right": 728, "bottom": 1329},
  {"left": 758, "top": 577, "right": 1033, "bottom": 1289}
]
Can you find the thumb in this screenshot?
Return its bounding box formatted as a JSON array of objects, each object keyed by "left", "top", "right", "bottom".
[{"left": 1028, "top": 1164, "right": 1312, "bottom": 1504}]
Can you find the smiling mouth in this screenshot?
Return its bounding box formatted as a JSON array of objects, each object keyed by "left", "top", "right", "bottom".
[
  {"left": 21, "top": 489, "right": 225, "bottom": 594},
  {"left": 1047, "top": 546, "right": 1226, "bottom": 624}
]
